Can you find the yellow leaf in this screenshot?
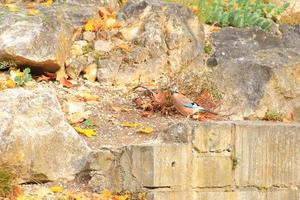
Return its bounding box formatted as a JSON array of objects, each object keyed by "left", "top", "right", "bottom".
[
  {"left": 84, "top": 19, "right": 94, "bottom": 31},
  {"left": 49, "top": 186, "right": 64, "bottom": 193},
  {"left": 101, "top": 189, "right": 111, "bottom": 198},
  {"left": 121, "top": 122, "right": 142, "bottom": 128},
  {"left": 41, "top": 0, "right": 53, "bottom": 6},
  {"left": 27, "top": 9, "right": 39, "bottom": 16},
  {"left": 6, "top": 4, "right": 19, "bottom": 12},
  {"left": 137, "top": 127, "right": 154, "bottom": 134},
  {"left": 75, "top": 126, "right": 97, "bottom": 137},
  {"left": 77, "top": 92, "right": 101, "bottom": 101},
  {"left": 105, "top": 18, "right": 116, "bottom": 29}
]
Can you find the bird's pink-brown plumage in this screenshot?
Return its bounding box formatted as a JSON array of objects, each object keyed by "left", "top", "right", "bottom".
[{"left": 171, "top": 92, "right": 199, "bottom": 116}]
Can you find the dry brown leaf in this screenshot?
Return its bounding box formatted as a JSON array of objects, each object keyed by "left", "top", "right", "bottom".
[{"left": 60, "top": 77, "right": 73, "bottom": 88}]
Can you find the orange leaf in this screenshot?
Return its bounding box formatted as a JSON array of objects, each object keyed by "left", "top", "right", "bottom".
[
  {"left": 60, "top": 77, "right": 73, "bottom": 88},
  {"left": 6, "top": 79, "right": 16, "bottom": 88}
]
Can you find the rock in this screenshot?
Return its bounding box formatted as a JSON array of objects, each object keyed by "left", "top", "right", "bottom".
[
  {"left": 209, "top": 26, "right": 300, "bottom": 120},
  {"left": 83, "top": 31, "right": 96, "bottom": 42},
  {"left": 162, "top": 123, "right": 192, "bottom": 143},
  {"left": 94, "top": 40, "right": 114, "bottom": 53},
  {"left": 0, "top": 6, "right": 73, "bottom": 72},
  {"left": 70, "top": 40, "right": 89, "bottom": 56},
  {"left": 94, "top": 0, "right": 204, "bottom": 85},
  {"left": 0, "top": 87, "right": 91, "bottom": 181},
  {"left": 97, "top": 58, "right": 121, "bottom": 82},
  {"left": 84, "top": 63, "right": 98, "bottom": 82},
  {"left": 66, "top": 55, "right": 88, "bottom": 79},
  {"left": 56, "top": 0, "right": 119, "bottom": 8},
  {"left": 0, "top": 2, "right": 101, "bottom": 72}
]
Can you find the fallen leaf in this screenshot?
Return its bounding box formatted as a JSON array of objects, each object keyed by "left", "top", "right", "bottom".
[
  {"left": 101, "top": 189, "right": 111, "bottom": 198},
  {"left": 140, "top": 111, "right": 151, "bottom": 117},
  {"left": 105, "top": 18, "right": 117, "bottom": 29},
  {"left": 41, "top": 0, "right": 53, "bottom": 6},
  {"left": 209, "top": 25, "right": 221, "bottom": 33},
  {"left": 98, "top": 7, "right": 109, "bottom": 18},
  {"left": 84, "top": 19, "right": 95, "bottom": 31},
  {"left": 110, "top": 105, "right": 132, "bottom": 112},
  {"left": 49, "top": 186, "right": 63, "bottom": 193},
  {"left": 26, "top": 2, "right": 36, "bottom": 9},
  {"left": 27, "top": 9, "right": 39, "bottom": 16},
  {"left": 36, "top": 74, "right": 53, "bottom": 82},
  {"left": 75, "top": 126, "right": 96, "bottom": 137},
  {"left": 137, "top": 127, "right": 154, "bottom": 134},
  {"left": 60, "top": 77, "right": 73, "bottom": 88},
  {"left": 121, "top": 122, "right": 142, "bottom": 128},
  {"left": 6, "top": 4, "right": 19, "bottom": 12},
  {"left": 77, "top": 92, "right": 100, "bottom": 102},
  {"left": 6, "top": 79, "right": 16, "bottom": 88},
  {"left": 118, "top": 43, "right": 131, "bottom": 51},
  {"left": 290, "top": 112, "right": 295, "bottom": 122}
]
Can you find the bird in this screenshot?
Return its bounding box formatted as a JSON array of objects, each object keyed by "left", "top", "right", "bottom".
[{"left": 170, "top": 86, "right": 217, "bottom": 118}]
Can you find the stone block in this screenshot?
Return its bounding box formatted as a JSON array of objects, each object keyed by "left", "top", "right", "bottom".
[
  {"left": 192, "top": 153, "right": 233, "bottom": 187},
  {"left": 193, "top": 121, "right": 233, "bottom": 152},
  {"left": 193, "top": 190, "right": 266, "bottom": 200},
  {"left": 266, "top": 188, "right": 300, "bottom": 200},
  {"left": 127, "top": 144, "right": 191, "bottom": 187},
  {"left": 234, "top": 122, "right": 300, "bottom": 188},
  {"left": 147, "top": 188, "right": 191, "bottom": 200}
]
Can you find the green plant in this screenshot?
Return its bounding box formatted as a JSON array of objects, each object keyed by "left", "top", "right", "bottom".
[
  {"left": 0, "top": 170, "right": 12, "bottom": 197},
  {"left": 204, "top": 40, "right": 213, "bottom": 54},
  {"left": 231, "top": 155, "right": 238, "bottom": 170},
  {"left": 197, "top": 0, "right": 289, "bottom": 31},
  {"left": 263, "top": 110, "right": 284, "bottom": 121},
  {"left": 0, "top": 60, "right": 16, "bottom": 70},
  {"left": 14, "top": 67, "right": 32, "bottom": 86}
]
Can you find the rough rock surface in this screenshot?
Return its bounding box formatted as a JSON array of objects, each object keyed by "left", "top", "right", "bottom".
[
  {"left": 92, "top": 0, "right": 205, "bottom": 84},
  {"left": 209, "top": 25, "right": 300, "bottom": 120},
  {"left": 0, "top": 87, "right": 91, "bottom": 182},
  {"left": 0, "top": 2, "right": 105, "bottom": 72}
]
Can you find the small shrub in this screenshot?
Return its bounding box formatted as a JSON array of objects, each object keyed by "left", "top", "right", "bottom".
[
  {"left": 263, "top": 110, "right": 284, "bottom": 121},
  {"left": 204, "top": 40, "right": 213, "bottom": 54},
  {"left": 0, "top": 170, "right": 12, "bottom": 197},
  {"left": 14, "top": 67, "right": 32, "bottom": 86},
  {"left": 197, "top": 0, "right": 289, "bottom": 32}
]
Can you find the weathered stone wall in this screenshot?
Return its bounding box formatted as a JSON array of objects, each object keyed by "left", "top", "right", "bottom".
[{"left": 106, "top": 121, "right": 300, "bottom": 200}]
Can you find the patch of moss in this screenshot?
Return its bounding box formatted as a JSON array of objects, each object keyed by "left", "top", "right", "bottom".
[
  {"left": 263, "top": 110, "right": 284, "bottom": 121},
  {"left": 82, "top": 43, "right": 94, "bottom": 55},
  {"left": 231, "top": 155, "right": 238, "bottom": 170},
  {"left": 0, "top": 170, "right": 12, "bottom": 198},
  {"left": 204, "top": 40, "right": 213, "bottom": 54},
  {"left": 201, "top": 76, "right": 223, "bottom": 102}
]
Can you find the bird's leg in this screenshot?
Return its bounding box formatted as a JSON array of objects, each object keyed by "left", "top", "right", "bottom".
[{"left": 184, "top": 115, "right": 191, "bottom": 122}]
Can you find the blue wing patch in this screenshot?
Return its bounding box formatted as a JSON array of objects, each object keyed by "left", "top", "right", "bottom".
[{"left": 183, "top": 102, "right": 199, "bottom": 108}]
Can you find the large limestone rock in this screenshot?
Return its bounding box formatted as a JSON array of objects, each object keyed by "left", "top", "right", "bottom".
[
  {"left": 0, "top": 2, "right": 103, "bottom": 72},
  {"left": 0, "top": 87, "right": 91, "bottom": 181},
  {"left": 209, "top": 25, "right": 300, "bottom": 120},
  {"left": 96, "top": 0, "right": 205, "bottom": 84}
]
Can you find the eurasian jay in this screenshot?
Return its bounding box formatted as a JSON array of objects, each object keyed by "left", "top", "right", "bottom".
[{"left": 170, "top": 87, "right": 217, "bottom": 117}]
